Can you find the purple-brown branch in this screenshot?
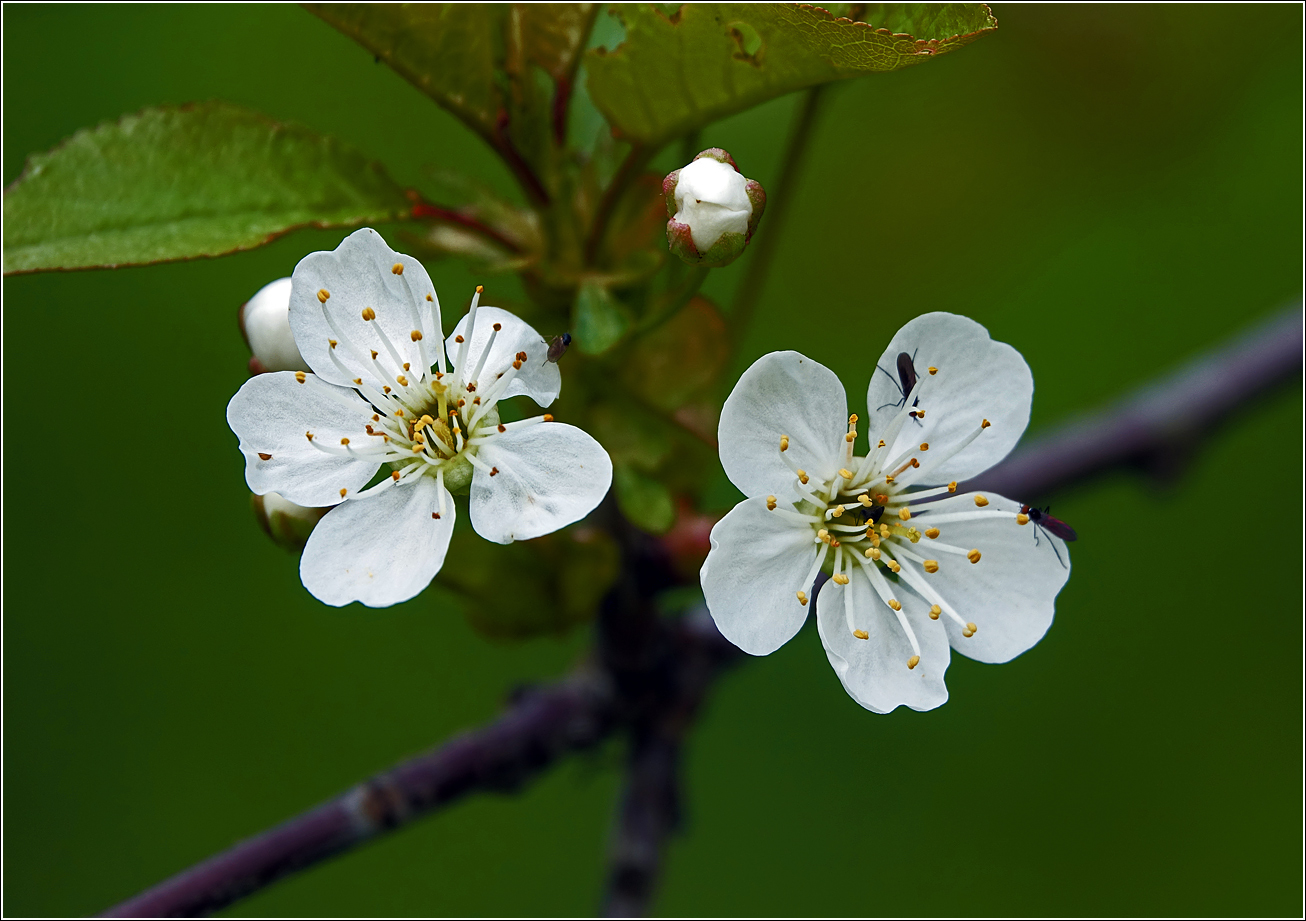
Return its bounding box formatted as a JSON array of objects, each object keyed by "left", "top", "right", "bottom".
[{"left": 102, "top": 305, "right": 1302, "bottom": 918}]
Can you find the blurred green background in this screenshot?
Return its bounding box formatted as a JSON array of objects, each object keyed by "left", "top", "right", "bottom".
[{"left": 3, "top": 3, "right": 1301, "bottom": 916}]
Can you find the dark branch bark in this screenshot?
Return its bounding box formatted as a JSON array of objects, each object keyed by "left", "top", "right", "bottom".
[
  {"left": 102, "top": 674, "right": 618, "bottom": 918},
  {"left": 970, "top": 304, "right": 1302, "bottom": 500},
  {"left": 101, "top": 304, "right": 1302, "bottom": 918}
]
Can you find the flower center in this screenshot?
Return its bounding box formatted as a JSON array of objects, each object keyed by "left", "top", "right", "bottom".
[
  {"left": 763, "top": 364, "right": 1017, "bottom": 668},
  {"left": 299, "top": 285, "right": 553, "bottom": 515}
]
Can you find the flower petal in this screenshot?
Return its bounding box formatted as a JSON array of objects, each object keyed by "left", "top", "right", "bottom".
[
  {"left": 226, "top": 371, "right": 379, "bottom": 507},
  {"left": 866, "top": 312, "right": 1032, "bottom": 484},
  {"left": 299, "top": 474, "right": 454, "bottom": 608},
  {"left": 242, "top": 277, "right": 306, "bottom": 372},
  {"left": 289, "top": 228, "right": 443, "bottom": 390},
  {"left": 469, "top": 422, "right": 611, "bottom": 543},
  {"left": 719, "top": 351, "right": 848, "bottom": 499},
  {"left": 817, "top": 563, "right": 951, "bottom": 713},
  {"left": 908, "top": 493, "right": 1070, "bottom": 663},
  {"left": 700, "top": 495, "right": 818, "bottom": 655},
  {"left": 447, "top": 305, "right": 560, "bottom": 407}
]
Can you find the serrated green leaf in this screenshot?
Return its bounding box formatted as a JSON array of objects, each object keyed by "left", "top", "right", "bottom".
[
  {"left": 572, "top": 280, "right": 634, "bottom": 354},
  {"left": 586, "top": 3, "right": 998, "bottom": 147},
  {"left": 308, "top": 3, "right": 505, "bottom": 142},
  {"left": 3, "top": 103, "right": 410, "bottom": 275}
]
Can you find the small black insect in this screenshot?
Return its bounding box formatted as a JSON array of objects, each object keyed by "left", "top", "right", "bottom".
[
  {"left": 547, "top": 332, "right": 572, "bottom": 363},
  {"left": 1021, "top": 504, "right": 1077, "bottom": 569},
  {"left": 876, "top": 349, "right": 924, "bottom": 425},
  {"left": 859, "top": 503, "right": 886, "bottom": 525}
]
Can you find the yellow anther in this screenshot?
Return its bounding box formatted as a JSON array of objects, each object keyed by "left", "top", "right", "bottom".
[
  {"left": 394, "top": 407, "right": 404, "bottom": 415},
  {"left": 498, "top": 424, "right": 506, "bottom": 433},
  {"left": 833, "top": 573, "right": 850, "bottom": 585},
  {"left": 919, "top": 442, "right": 929, "bottom": 451},
  {"left": 910, "top": 458, "right": 920, "bottom": 468},
  {"left": 797, "top": 591, "right": 808, "bottom": 606},
  {"left": 353, "top": 377, "right": 363, "bottom": 385},
  {"left": 476, "top": 284, "right": 484, "bottom": 293},
  {"left": 420, "top": 414, "right": 434, "bottom": 426},
  {"left": 361, "top": 307, "right": 377, "bottom": 321},
  {"left": 853, "top": 629, "right": 869, "bottom": 640},
  {"left": 372, "top": 414, "right": 380, "bottom": 421},
  {"left": 879, "top": 523, "right": 891, "bottom": 537},
  {"left": 383, "top": 385, "right": 392, "bottom": 393},
  {"left": 796, "top": 469, "right": 810, "bottom": 484},
  {"left": 947, "top": 481, "right": 958, "bottom": 493},
  {"left": 974, "top": 495, "right": 990, "bottom": 507},
  {"left": 878, "top": 439, "right": 886, "bottom": 448},
  {"left": 779, "top": 435, "right": 790, "bottom": 452},
  {"left": 845, "top": 432, "right": 855, "bottom": 443},
  {"left": 839, "top": 468, "right": 854, "bottom": 480},
  {"left": 858, "top": 494, "right": 873, "bottom": 507},
  {"left": 317, "top": 289, "right": 330, "bottom": 303},
  {"left": 885, "top": 475, "right": 895, "bottom": 484},
  {"left": 923, "top": 560, "right": 939, "bottom": 573},
  {"left": 370, "top": 349, "right": 379, "bottom": 359},
  {"left": 339, "top": 487, "right": 347, "bottom": 498},
  {"left": 830, "top": 538, "right": 841, "bottom": 548},
  {"left": 888, "top": 599, "right": 902, "bottom": 611},
  {"left": 391, "top": 262, "right": 404, "bottom": 275},
  {"left": 907, "top": 655, "right": 920, "bottom": 669},
  {"left": 305, "top": 431, "right": 314, "bottom": 441},
  {"left": 898, "top": 507, "right": 911, "bottom": 521},
  {"left": 886, "top": 560, "right": 901, "bottom": 573},
  {"left": 455, "top": 335, "right": 464, "bottom": 344},
  {"left": 981, "top": 418, "right": 991, "bottom": 428},
  {"left": 425, "top": 293, "right": 434, "bottom": 301},
  {"left": 492, "top": 322, "right": 502, "bottom": 331},
  {"left": 766, "top": 495, "right": 778, "bottom": 511},
  {"left": 1017, "top": 513, "right": 1030, "bottom": 525},
  {"left": 396, "top": 375, "right": 409, "bottom": 386},
  {"left": 928, "top": 366, "right": 938, "bottom": 375},
  {"left": 865, "top": 547, "right": 881, "bottom": 560},
  {"left": 966, "top": 622, "right": 978, "bottom": 634},
  {"left": 340, "top": 437, "right": 350, "bottom": 446},
  {"left": 543, "top": 414, "right": 554, "bottom": 422},
  {"left": 848, "top": 413, "right": 858, "bottom": 424},
  {"left": 257, "top": 452, "right": 272, "bottom": 461},
  {"left": 929, "top": 604, "right": 941, "bottom": 620},
  {"left": 967, "top": 549, "right": 982, "bottom": 564},
  {"left": 294, "top": 371, "right": 306, "bottom": 383},
  {"left": 817, "top": 528, "right": 830, "bottom": 542},
  {"left": 328, "top": 339, "right": 338, "bottom": 349},
  {"left": 411, "top": 329, "right": 423, "bottom": 341},
  {"left": 906, "top": 528, "right": 921, "bottom": 543},
  {"left": 391, "top": 470, "right": 401, "bottom": 481},
  {"left": 831, "top": 505, "right": 845, "bottom": 518},
  {"left": 875, "top": 494, "right": 889, "bottom": 504}
]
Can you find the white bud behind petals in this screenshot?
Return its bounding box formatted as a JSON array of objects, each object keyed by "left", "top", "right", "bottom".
[
  {"left": 242, "top": 277, "right": 307, "bottom": 372},
  {"left": 673, "top": 157, "right": 753, "bottom": 251}
]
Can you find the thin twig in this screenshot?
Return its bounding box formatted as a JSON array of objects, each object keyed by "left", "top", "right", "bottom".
[
  {"left": 101, "top": 305, "right": 1302, "bottom": 918},
  {"left": 728, "top": 85, "right": 827, "bottom": 341},
  {"left": 584, "top": 144, "right": 653, "bottom": 265}
]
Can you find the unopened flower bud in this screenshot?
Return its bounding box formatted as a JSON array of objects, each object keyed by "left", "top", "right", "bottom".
[
  {"left": 663, "top": 148, "right": 766, "bottom": 268},
  {"left": 238, "top": 277, "right": 307, "bottom": 374},
  {"left": 251, "top": 491, "right": 328, "bottom": 552}
]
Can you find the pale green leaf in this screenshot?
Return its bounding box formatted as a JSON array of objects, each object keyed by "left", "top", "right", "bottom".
[
  {"left": 585, "top": 3, "right": 998, "bottom": 147},
  {"left": 3, "top": 103, "right": 410, "bottom": 275}
]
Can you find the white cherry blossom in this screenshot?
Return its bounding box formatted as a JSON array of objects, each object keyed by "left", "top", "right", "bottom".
[
  {"left": 700, "top": 313, "right": 1071, "bottom": 713},
  {"left": 227, "top": 228, "right": 612, "bottom": 608},
  {"left": 239, "top": 277, "right": 305, "bottom": 372}
]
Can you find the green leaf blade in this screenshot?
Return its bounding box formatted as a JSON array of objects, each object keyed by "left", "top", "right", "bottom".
[
  {"left": 3, "top": 103, "right": 411, "bottom": 275},
  {"left": 585, "top": 3, "right": 999, "bottom": 148},
  {"left": 307, "top": 3, "right": 504, "bottom": 142}
]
